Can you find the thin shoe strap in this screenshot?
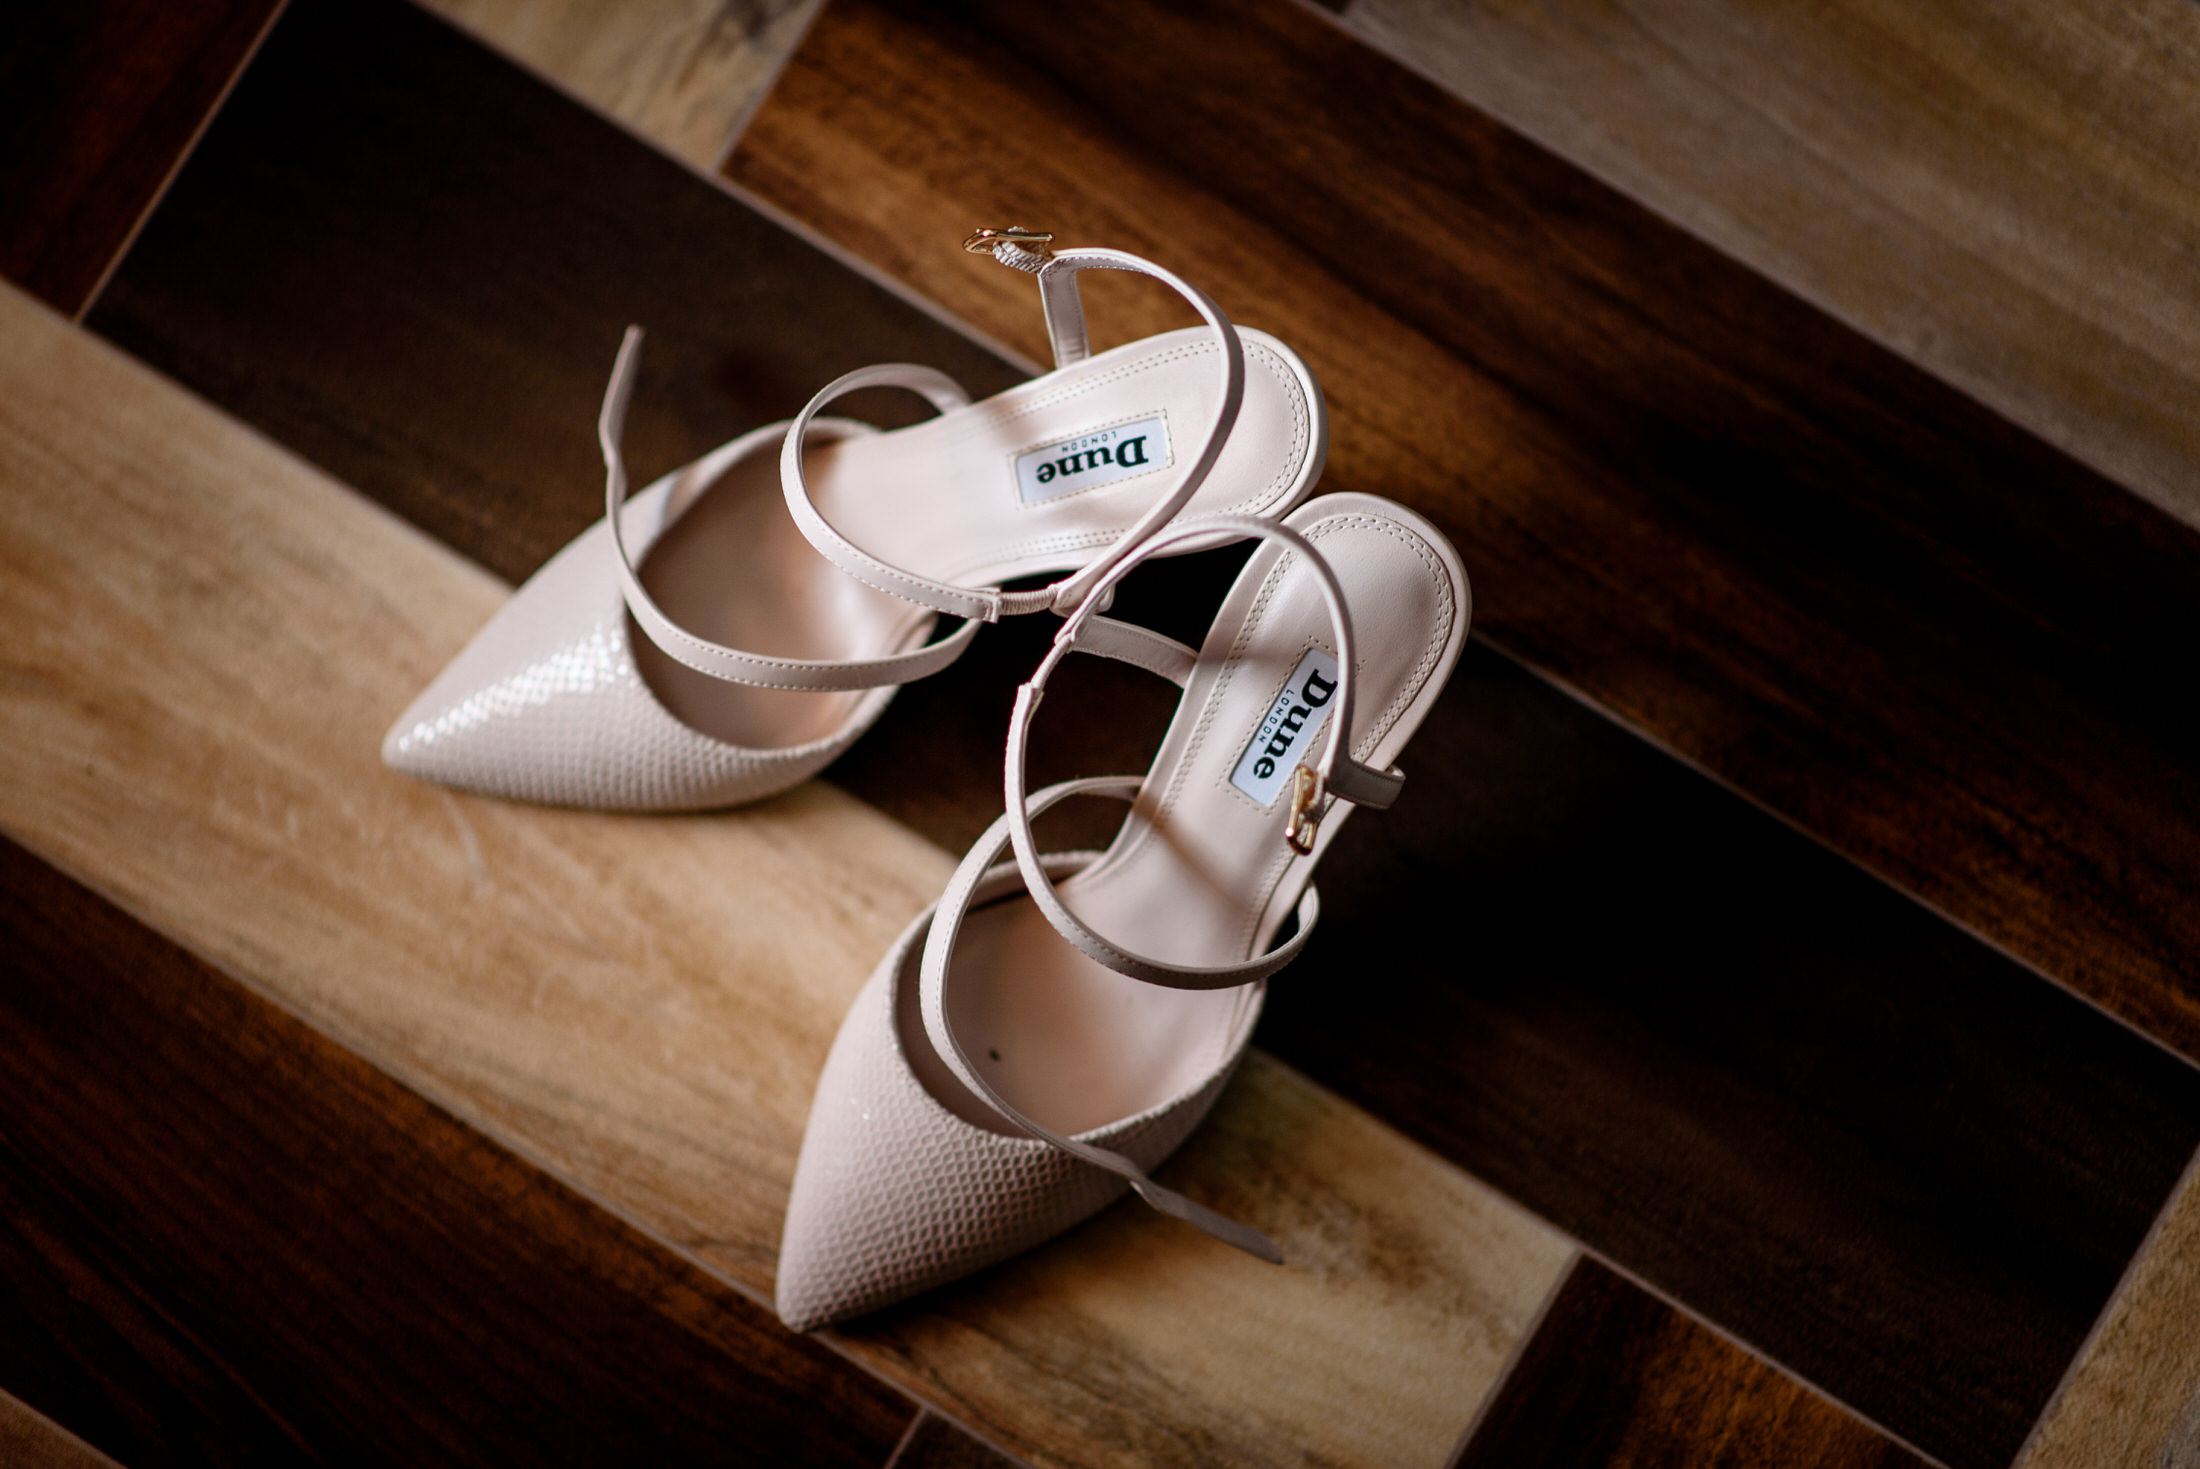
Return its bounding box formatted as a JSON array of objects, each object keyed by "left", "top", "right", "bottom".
[
  {"left": 917, "top": 781, "right": 1286, "bottom": 1265},
  {"left": 776, "top": 360, "right": 1004, "bottom": 622},
  {"left": 600, "top": 328, "right": 982, "bottom": 692},
  {"left": 1000, "top": 513, "right": 1403, "bottom": 991},
  {"left": 778, "top": 244, "right": 1248, "bottom": 624}
]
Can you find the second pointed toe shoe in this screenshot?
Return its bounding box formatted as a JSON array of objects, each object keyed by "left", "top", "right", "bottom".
[{"left": 773, "top": 854, "right": 1239, "bottom": 1332}]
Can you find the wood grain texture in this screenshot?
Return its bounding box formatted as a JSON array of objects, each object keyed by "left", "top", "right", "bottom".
[
  {"left": 0, "top": 277, "right": 1571, "bottom": 1466},
  {"left": 88, "top": 0, "right": 1025, "bottom": 591},
  {"left": 1455, "top": 1258, "right": 1929, "bottom": 1469},
  {"left": 889, "top": 1412, "right": 1028, "bottom": 1469},
  {"left": 0, "top": 0, "right": 281, "bottom": 315},
  {"left": 723, "top": 0, "right": 2200, "bottom": 1069},
  {"left": 836, "top": 1052, "right": 1571, "bottom": 1468},
  {"left": 1339, "top": 0, "right": 2200, "bottom": 534},
  {"left": 1267, "top": 640, "right": 2200, "bottom": 1469},
  {"left": 0, "top": 1391, "right": 122, "bottom": 1469},
  {"left": 418, "top": 0, "right": 822, "bottom": 168},
  {"left": 2019, "top": 1151, "right": 2200, "bottom": 1469},
  {"left": 0, "top": 836, "right": 913, "bottom": 1469}
]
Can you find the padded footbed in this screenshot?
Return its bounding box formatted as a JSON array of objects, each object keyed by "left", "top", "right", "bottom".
[
  {"left": 801, "top": 326, "right": 1319, "bottom": 591},
  {"left": 637, "top": 437, "right": 925, "bottom": 748}
]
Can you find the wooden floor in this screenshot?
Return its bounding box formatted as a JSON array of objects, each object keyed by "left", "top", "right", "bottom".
[{"left": 3, "top": 0, "right": 2198, "bottom": 1465}]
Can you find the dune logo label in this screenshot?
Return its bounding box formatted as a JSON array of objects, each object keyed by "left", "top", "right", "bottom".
[
  {"left": 1013, "top": 414, "right": 1171, "bottom": 504},
  {"left": 1229, "top": 648, "right": 1340, "bottom": 806}
]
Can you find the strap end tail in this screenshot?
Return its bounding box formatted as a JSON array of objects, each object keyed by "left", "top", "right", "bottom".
[{"left": 1133, "top": 1179, "right": 1285, "bottom": 1265}]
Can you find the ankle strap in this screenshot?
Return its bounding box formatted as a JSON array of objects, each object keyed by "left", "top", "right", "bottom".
[
  {"left": 600, "top": 329, "right": 981, "bottom": 691},
  {"left": 916, "top": 797, "right": 1286, "bottom": 1265},
  {"left": 998, "top": 514, "right": 1404, "bottom": 991},
  {"left": 779, "top": 244, "right": 1248, "bottom": 624}
]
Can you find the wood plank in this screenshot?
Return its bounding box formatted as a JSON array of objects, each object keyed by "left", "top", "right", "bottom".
[
  {"left": 0, "top": 274, "right": 1571, "bottom": 1465},
  {"left": 1337, "top": 0, "right": 2200, "bottom": 535},
  {"left": 0, "top": 1391, "right": 122, "bottom": 1469},
  {"left": 2018, "top": 1151, "right": 2200, "bottom": 1469},
  {"left": 1273, "top": 639, "right": 2200, "bottom": 1469},
  {"left": 0, "top": 0, "right": 281, "bottom": 315},
  {"left": 890, "top": 1412, "right": 1027, "bottom": 1469},
  {"left": 722, "top": 0, "right": 2200, "bottom": 1072},
  {"left": 0, "top": 836, "right": 912, "bottom": 1468},
  {"left": 1455, "top": 1257, "right": 1930, "bottom": 1469},
  {"left": 416, "top": 0, "right": 823, "bottom": 169}
]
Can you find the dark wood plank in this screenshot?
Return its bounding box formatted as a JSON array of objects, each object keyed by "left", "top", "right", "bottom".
[
  {"left": 85, "top": 0, "right": 1024, "bottom": 588},
  {"left": 0, "top": 834, "right": 914, "bottom": 1468},
  {"left": 1456, "top": 1258, "right": 1930, "bottom": 1469},
  {"left": 724, "top": 0, "right": 2200, "bottom": 1064},
  {"left": 0, "top": 0, "right": 282, "bottom": 315},
  {"left": 890, "top": 1412, "right": 1028, "bottom": 1469},
  {"left": 1262, "top": 641, "right": 2200, "bottom": 1469}
]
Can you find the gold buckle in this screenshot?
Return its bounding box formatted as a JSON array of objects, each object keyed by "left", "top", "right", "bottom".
[
  {"left": 962, "top": 226, "right": 1055, "bottom": 256},
  {"left": 1285, "top": 765, "right": 1324, "bottom": 856}
]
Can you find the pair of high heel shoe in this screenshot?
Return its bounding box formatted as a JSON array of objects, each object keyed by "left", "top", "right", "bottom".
[{"left": 383, "top": 231, "right": 1470, "bottom": 1330}]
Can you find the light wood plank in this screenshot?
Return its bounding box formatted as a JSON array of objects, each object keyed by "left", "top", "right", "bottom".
[
  {"left": 0, "top": 281, "right": 1570, "bottom": 1469},
  {"left": 2019, "top": 1149, "right": 2200, "bottom": 1469},
  {"left": 417, "top": 0, "right": 822, "bottom": 168},
  {"left": 1337, "top": 0, "right": 2200, "bottom": 531},
  {"left": 0, "top": 1391, "right": 123, "bottom": 1469},
  {"left": 0, "top": 835, "right": 916, "bottom": 1468}
]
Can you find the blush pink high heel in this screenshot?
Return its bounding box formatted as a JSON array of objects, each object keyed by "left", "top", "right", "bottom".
[
  {"left": 382, "top": 235, "right": 1326, "bottom": 810},
  {"left": 776, "top": 492, "right": 1468, "bottom": 1328}
]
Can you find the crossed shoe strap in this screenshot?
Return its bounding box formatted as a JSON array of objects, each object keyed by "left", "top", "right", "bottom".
[
  {"left": 1002, "top": 512, "right": 1405, "bottom": 994},
  {"left": 909, "top": 514, "right": 1410, "bottom": 1263},
  {"left": 780, "top": 244, "right": 1249, "bottom": 625},
  {"left": 915, "top": 789, "right": 1287, "bottom": 1267},
  {"left": 599, "top": 328, "right": 982, "bottom": 692}
]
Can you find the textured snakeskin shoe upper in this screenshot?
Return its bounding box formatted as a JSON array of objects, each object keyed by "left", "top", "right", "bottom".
[{"left": 776, "top": 495, "right": 1470, "bottom": 1325}]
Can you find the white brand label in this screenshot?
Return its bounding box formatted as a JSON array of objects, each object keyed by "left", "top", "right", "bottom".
[
  {"left": 1229, "top": 648, "right": 1341, "bottom": 807},
  {"left": 1013, "top": 415, "right": 1171, "bottom": 505}
]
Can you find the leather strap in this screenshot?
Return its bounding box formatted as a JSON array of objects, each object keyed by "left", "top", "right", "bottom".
[
  {"left": 999, "top": 513, "right": 1404, "bottom": 991},
  {"left": 1067, "top": 615, "right": 1198, "bottom": 687},
  {"left": 600, "top": 328, "right": 982, "bottom": 692},
  {"left": 917, "top": 788, "right": 1287, "bottom": 1265},
  {"left": 776, "top": 361, "right": 1004, "bottom": 622},
  {"left": 778, "top": 244, "right": 1248, "bottom": 624}
]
